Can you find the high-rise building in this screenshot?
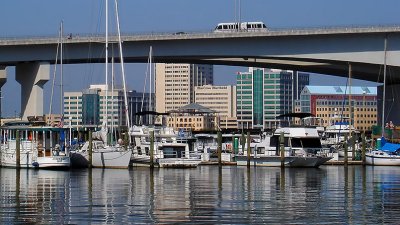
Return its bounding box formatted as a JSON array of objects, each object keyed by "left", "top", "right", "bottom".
[
  {"left": 155, "top": 63, "right": 213, "bottom": 113},
  {"left": 296, "top": 86, "right": 377, "bottom": 132},
  {"left": 236, "top": 68, "right": 309, "bottom": 129},
  {"left": 64, "top": 85, "right": 153, "bottom": 128},
  {"left": 195, "top": 85, "right": 237, "bottom": 129}
]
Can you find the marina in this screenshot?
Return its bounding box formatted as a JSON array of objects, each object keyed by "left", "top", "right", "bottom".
[{"left": 0, "top": 0, "right": 400, "bottom": 224}]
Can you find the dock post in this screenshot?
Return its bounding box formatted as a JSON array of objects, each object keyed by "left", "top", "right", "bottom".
[
  {"left": 217, "top": 131, "right": 222, "bottom": 167},
  {"left": 150, "top": 130, "right": 154, "bottom": 168},
  {"left": 351, "top": 133, "right": 356, "bottom": 161},
  {"left": 280, "top": 132, "right": 285, "bottom": 168},
  {"left": 361, "top": 132, "right": 366, "bottom": 165},
  {"left": 246, "top": 131, "right": 251, "bottom": 167},
  {"left": 16, "top": 131, "right": 20, "bottom": 168},
  {"left": 344, "top": 134, "right": 348, "bottom": 166},
  {"left": 88, "top": 131, "right": 93, "bottom": 169},
  {"left": 241, "top": 132, "right": 245, "bottom": 155},
  {"left": 231, "top": 136, "right": 235, "bottom": 161}
]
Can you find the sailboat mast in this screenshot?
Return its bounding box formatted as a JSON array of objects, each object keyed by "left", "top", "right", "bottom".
[
  {"left": 111, "top": 52, "right": 115, "bottom": 142},
  {"left": 381, "top": 36, "right": 388, "bottom": 137},
  {"left": 49, "top": 22, "right": 62, "bottom": 115},
  {"left": 348, "top": 63, "right": 352, "bottom": 139},
  {"left": 60, "top": 21, "right": 64, "bottom": 117},
  {"left": 114, "top": 0, "right": 131, "bottom": 138},
  {"left": 105, "top": 0, "right": 109, "bottom": 134},
  {"left": 149, "top": 46, "right": 153, "bottom": 125}
]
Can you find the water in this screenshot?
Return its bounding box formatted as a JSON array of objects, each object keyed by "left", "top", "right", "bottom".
[{"left": 0, "top": 166, "right": 399, "bottom": 224}]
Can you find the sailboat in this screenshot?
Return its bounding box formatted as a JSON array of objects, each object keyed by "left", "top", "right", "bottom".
[
  {"left": 366, "top": 36, "right": 400, "bottom": 166},
  {"left": 69, "top": 0, "right": 132, "bottom": 168}
]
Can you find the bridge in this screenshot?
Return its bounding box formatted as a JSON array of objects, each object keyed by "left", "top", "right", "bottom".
[{"left": 1, "top": 26, "right": 400, "bottom": 119}]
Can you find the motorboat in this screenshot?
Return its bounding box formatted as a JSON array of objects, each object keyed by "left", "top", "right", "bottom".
[
  {"left": 194, "top": 133, "right": 239, "bottom": 163},
  {"left": 130, "top": 125, "right": 201, "bottom": 168},
  {"left": 0, "top": 119, "right": 70, "bottom": 169},
  {"left": 236, "top": 126, "right": 333, "bottom": 167}
]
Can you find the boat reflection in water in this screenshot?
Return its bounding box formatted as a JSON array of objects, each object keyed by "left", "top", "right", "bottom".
[{"left": 0, "top": 166, "right": 400, "bottom": 224}]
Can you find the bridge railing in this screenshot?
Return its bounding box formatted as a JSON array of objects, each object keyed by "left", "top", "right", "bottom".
[{"left": 1, "top": 25, "right": 400, "bottom": 43}]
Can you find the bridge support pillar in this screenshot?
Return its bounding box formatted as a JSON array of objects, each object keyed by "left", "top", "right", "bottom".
[
  {"left": 0, "top": 66, "right": 7, "bottom": 125},
  {"left": 0, "top": 67, "right": 7, "bottom": 87},
  {"left": 15, "top": 62, "right": 49, "bottom": 119}
]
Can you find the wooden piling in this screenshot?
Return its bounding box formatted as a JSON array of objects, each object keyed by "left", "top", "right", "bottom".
[
  {"left": 241, "top": 132, "right": 245, "bottom": 155},
  {"left": 344, "top": 134, "right": 348, "bottom": 167},
  {"left": 231, "top": 135, "right": 235, "bottom": 160},
  {"left": 246, "top": 131, "right": 251, "bottom": 167},
  {"left": 351, "top": 133, "right": 356, "bottom": 161},
  {"left": 88, "top": 131, "right": 93, "bottom": 169},
  {"left": 150, "top": 130, "right": 154, "bottom": 168},
  {"left": 361, "top": 132, "right": 366, "bottom": 165},
  {"left": 16, "top": 131, "right": 20, "bottom": 168},
  {"left": 217, "top": 131, "right": 222, "bottom": 167},
  {"left": 280, "top": 132, "right": 285, "bottom": 168}
]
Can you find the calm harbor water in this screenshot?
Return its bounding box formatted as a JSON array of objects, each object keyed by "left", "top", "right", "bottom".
[{"left": 0, "top": 165, "right": 399, "bottom": 224}]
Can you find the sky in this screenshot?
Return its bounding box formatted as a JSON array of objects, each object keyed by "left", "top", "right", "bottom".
[{"left": 1, "top": 0, "right": 400, "bottom": 117}]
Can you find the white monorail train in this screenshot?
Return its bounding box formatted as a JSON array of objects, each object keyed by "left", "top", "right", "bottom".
[{"left": 214, "top": 21, "right": 267, "bottom": 32}]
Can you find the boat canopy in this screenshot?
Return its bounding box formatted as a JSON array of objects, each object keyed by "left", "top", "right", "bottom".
[{"left": 380, "top": 143, "right": 400, "bottom": 152}]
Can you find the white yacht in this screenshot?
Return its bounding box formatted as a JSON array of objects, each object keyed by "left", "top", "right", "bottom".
[
  {"left": 194, "top": 133, "right": 238, "bottom": 163},
  {"left": 130, "top": 125, "right": 201, "bottom": 168},
  {"left": 0, "top": 119, "right": 70, "bottom": 169},
  {"left": 322, "top": 116, "right": 359, "bottom": 147},
  {"left": 236, "top": 126, "right": 333, "bottom": 167}
]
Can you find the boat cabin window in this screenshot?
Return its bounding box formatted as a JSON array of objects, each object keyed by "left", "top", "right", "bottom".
[
  {"left": 301, "top": 138, "right": 322, "bottom": 148},
  {"left": 270, "top": 136, "right": 278, "bottom": 147},
  {"left": 291, "top": 138, "right": 302, "bottom": 148},
  {"left": 163, "top": 146, "right": 186, "bottom": 158},
  {"left": 271, "top": 135, "right": 289, "bottom": 147}
]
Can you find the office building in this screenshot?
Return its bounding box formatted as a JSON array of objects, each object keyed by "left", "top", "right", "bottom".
[
  {"left": 64, "top": 84, "right": 153, "bottom": 128},
  {"left": 167, "top": 103, "right": 218, "bottom": 131},
  {"left": 296, "top": 86, "right": 377, "bottom": 132},
  {"left": 155, "top": 63, "right": 213, "bottom": 113},
  {"left": 236, "top": 68, "right": 309, "bottom": 129},
  {"left": 195, "top": 85, "right": 237, "bottom": 129}
]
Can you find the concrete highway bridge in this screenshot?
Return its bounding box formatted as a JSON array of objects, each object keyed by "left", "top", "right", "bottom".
[{"left": 1, "top": 26, "right": 400, "bottom": 121}]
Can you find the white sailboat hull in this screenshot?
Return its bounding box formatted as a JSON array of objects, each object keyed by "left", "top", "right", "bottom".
[
  {"left": 92, "top": 150, "right": 132, "bottom": 169},
  {"left": 70, "top": 150, "right": 132, "bottom": 169},
  {"left": 366, "top": 153, "right": 400, "bottom": 166}
]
